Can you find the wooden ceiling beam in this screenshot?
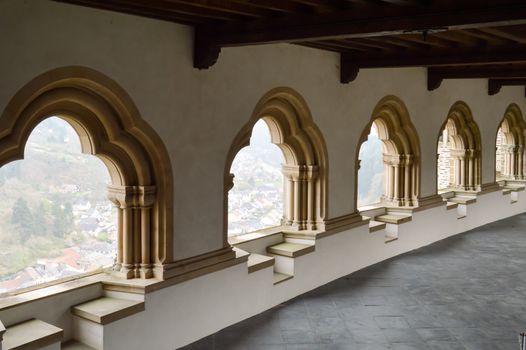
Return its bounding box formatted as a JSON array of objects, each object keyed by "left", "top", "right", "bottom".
[
  {"left": 340, "top": 47, "right": 526, "bottom": 84},
  {"left": 488, "top": 78, "right": 526, "bottom": 96},
  {"left": 428, "top": 65, "right": 526, "bottom": 90},
  {"left": 195, "top": 2, "right": 526, "bottom": 68}
]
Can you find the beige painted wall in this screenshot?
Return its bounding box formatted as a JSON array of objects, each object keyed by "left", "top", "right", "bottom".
[{"left": 1, "top": 0, "right": 525, "bottom": 261}]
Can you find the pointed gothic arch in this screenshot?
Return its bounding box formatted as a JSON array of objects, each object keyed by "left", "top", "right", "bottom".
[
  {"left": 437, "top": 101, "right": 481, "bottom": 191},
  {"left": 356, "top": 96, "right": 420, "bottom": 208},
  {"left": 0, "top": 66, "right": 173, "bottom": 279},
  {"left": 224, "top": 87, "right": 328, "bottom": 242},
  {"left": 495, "top": 104, "right": 526, "bottom": 181}
]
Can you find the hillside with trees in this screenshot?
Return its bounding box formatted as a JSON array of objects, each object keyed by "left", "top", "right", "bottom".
[{"left": 0, "top": 117, "right": 116, "bottom": 293}]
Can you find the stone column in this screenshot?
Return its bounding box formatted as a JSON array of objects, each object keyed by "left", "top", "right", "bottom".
[
  {"left": 137, "top": 186, "right": 156, "bottom": 279},
  {"left": 108, "top": 185, "right": 136, "bottom": 279}
]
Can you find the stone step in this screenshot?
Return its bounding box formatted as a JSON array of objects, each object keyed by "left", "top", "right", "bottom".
[
  {"left": 247, "top": 253, "right": 275, "bottom": 273},
  {"left": 72, "top": 297, "right": 144, "bottom": 325},
  {"left": 385, "top": 235, "right": 398, "bottom": 243},
  {"left": 448, "top": 197, "right": 476, "bottom": 205},
  {"left": 369, "top": 220, "right": 386, "bottom": 233},
  {"left": 2, "top": 319, "right": 63, "bottom": 350},
  {"left": 273, "top": 272, "right": 293, "bottom": 285},
  {"left": 62, "top": 340, "right": 97, "bottom": 350},
  {"left": 446, "top": 201, "right": 458, "bottom": 210},
  {"left": 267, "top": 242, "right": 314, "bottom": 258},
  {"left": 375, "top": 214, "right": 412, "bottom": 225}
]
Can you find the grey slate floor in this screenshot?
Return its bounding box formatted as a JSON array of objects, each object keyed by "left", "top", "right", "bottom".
[{"left": 181, "top": 213, "right": 526, "bottom": 350}]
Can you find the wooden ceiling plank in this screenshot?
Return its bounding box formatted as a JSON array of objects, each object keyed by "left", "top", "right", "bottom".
[
  {"left": 54, "top": 0, "right": 210, "bottom": 24},
  {"left": 105, "top": 0, "right": 245, "bottom": 21},
  {"left": 205, "top": 3, "right": 526, "bottom": 47},
  {"left": 458, "top": 29, "right": 510, "bottom": 45},
  {"left": 346, "top": 38, "right": 405, "bottom": 51},
  {"left": 393, "top": 34, "right": 452, "bottom": 48},
  {"left": 478, "top": 27, "right": 526, "bottom": 44},
  {"left": 165, "top": 0, "right": 274, "bottom": 18},
  {"left": 229, "top": 0, "right": 309, "bottom": 14},
  {"left": 428, "top": 64, "right": 526, "bottom": 90},
  {"left": 432, "top": 31, "right": 484, "bottom": 46}
]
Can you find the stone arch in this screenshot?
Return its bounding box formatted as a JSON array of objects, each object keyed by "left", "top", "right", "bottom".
[
  {"left": 0, "top": 66, "right": 173, "bottom": 279},
  {"left": 437, "top": 101, "right": 481, "bottom": 191},
  {"left": 356, "top": 96, "right": 420, "bottom": 207},
  {"left": 224, "top": 87, "right": 328, "bottom": 242},
  {"left": 496, "top": 103, "right": 526, "bottom": 180}
]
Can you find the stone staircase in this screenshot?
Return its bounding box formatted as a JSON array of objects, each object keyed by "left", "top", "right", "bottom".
[
  {"left": 360, "top": 206, "right": 413, "bottom": 244},
  {"left": 0, "top": 295, "right": 145, "bottom": 350}
]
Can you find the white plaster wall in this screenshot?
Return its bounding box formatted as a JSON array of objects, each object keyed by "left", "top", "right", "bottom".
[
  {"left": 0, "top": 1, "right": 525, "bottom": 261},
  {"left": 101, "top": 195, "right": 526, "bottom": 349}
]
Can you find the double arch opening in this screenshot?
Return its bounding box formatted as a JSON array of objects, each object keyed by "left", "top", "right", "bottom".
[
  {"left": 356, "top": 96, "right": 420, "bottom": 209},
  {"left": 0, "top": 66, "right": 173, "bottom": 281},
  {"left": 225, "top": 88, "right": 328, "bottom": 241}
]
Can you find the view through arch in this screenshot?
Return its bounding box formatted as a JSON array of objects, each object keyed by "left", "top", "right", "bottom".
[
  {"left": 358, "top": 123, "right": 384, "bottom": 207},
  {"left": 228, "top": 119, "right": 284, "bottom": 236},
  {"left": 0, "top": 117, "right": 116, "bottom": 294}
]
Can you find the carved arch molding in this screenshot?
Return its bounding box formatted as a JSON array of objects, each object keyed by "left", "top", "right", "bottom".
[
  {"left": 438, "top": 101, "right": 482, "bottom": 191},
  {"left": 0, "top": 66, "right": 173, "bottom": 279},
  {"left": 356, "top": 96, "right": 420, "bottom": 207},
  {"left": 496, "top": 104, "right": 526, "bottom": 181},
  {"left": 224, "top": 87, "right": 328, "bottom": 242}
]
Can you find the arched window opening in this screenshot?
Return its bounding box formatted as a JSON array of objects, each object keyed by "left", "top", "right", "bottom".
[
  {"left": 437, "top": 119, "right": 460, "bottom": 191},
  {"left": 225, "top": 88, "right": 327, "bottom": 241},
  {"left": 0, "top": 117, "right": 116, "bottom": 294},
  {"left": 0, "top": 66, "right": 175, "bottom": 284},
  {"left": 496, "top": 105, "right": 526, "bottom": 182},
  {"left": 436, "top": 102, "right": 481, "bottom": 192},
  {"left": 355, "top": 96, "right": 420, "bottom": 209},
  {"left": 357, "top": 123, "right": 384, "bottom": 207},
  {"left": 228, "top": 119, "right": 285, "bottom": 236}
]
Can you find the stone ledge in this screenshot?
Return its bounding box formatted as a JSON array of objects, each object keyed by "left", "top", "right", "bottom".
[
  {"left": 369, "top": 220, "right": 386, "bottom": 233},
  {"left": 62, "top": 340, "right": 97, "bottom": 350},
  {"left": 72, "top": 297, "right": 144, "bottom": 325},
  {"left": 375, "top": 214, "right": 412, "bottom": 225},
  {"left": 267, "top": 243, "right": 315, "bottom": 258},
  {"left": 2, "top": 319, "right": 63, "bottom": 350},
  {"left": 273, "top": 272, "right": 293, "bottom": 285},
  {"left": 247, "top": 254, "right": 275, "bottom": 273}
]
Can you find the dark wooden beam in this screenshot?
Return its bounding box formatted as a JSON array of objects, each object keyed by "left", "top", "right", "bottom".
[
  {"left": 340, "top": 54, "right": 360, "bottom": 83},
  {"left": 206, "top": 3, "right": 526, "bottom": 46},
  {"left": 428, "top": 65, "right": 526, "bottom": 90},
  {"left": 196, "top": 2, "right": 526, "bottom": 68},
  {"left": 342, "top": 46, "right": 526, "bottom": 69},
  {"left": 488, "top": 78, "right": 526, "bottom": 96}
]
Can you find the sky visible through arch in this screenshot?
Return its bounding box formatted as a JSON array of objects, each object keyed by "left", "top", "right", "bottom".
[
  {"left": 358, "top": 124, "right": 384, "bottom": 207},
  {"left": 229, "top": 119, "right": 284, "bottom": 235}
]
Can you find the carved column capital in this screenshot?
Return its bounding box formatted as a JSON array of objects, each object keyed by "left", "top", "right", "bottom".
[
  {"left": 107, "top": 185, "right": 136, "bottom": 208},
  {"left": 136, "top": 186, "right": 156, "bottom": 208}
]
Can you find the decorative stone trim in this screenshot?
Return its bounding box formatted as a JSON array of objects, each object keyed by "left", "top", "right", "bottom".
[
  {"left": 356, "top": 96, "right": 420, "bottom": 208},
  {"left": 224, "top": 87, "right": 328, "bottom": 239},
  {"left": 0, "top": 66, "right": 174, "bottom": 281},
  {"left": 437, "top": 101, "right": 482, "bottom": 192},
  {"left": 496, "top": 104, "right": 526, "bottom": 181}
]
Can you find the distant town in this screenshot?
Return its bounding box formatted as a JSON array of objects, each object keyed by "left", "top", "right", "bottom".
[{"left": 0, "top": 117, "right": 116, "bottom": 294}]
